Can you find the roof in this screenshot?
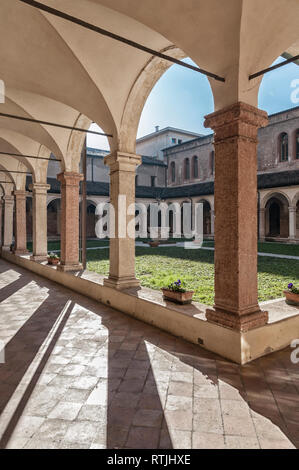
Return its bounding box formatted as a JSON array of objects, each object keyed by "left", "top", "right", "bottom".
[
  {"left": 136, "top": 126, "right": 202, "bottom": 143},
  {"left": 26, "top": 170, "right": 299, "bottom": 200}
]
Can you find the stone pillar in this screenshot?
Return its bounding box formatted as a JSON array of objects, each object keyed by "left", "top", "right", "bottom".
[
  {"left": 211, "top": 209, "right": 215, "bottom": 237},
  {"left": 57, "top": 172, "right": 83, "bottom": 271},
  {"left": 14, "top": 190, "right": 29, "bottom": 255},
  {"left": 0, "top": 199, "right": 3, "bottom": 246},
  {"left": 259, "top": 208, "right": 266, "bottom": 241},
  {"left": 204, "top": 102, "right": 269, "bottom": 332},
  {"left": 104, "top": 151, "right": 141, "bottom": 289},
  {"left": 2, "top": 195, "right": 14, "bottom": 251},
  {"left": 30, "top": 184, "right": 50, "bottom": 261},
  {"left": 288, "top": 206, "right": 296, "bottom": 243}
]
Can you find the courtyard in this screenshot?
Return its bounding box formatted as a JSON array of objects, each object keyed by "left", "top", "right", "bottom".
[{"left": 0, "top": 258, "right": 298, "bottom": 449}]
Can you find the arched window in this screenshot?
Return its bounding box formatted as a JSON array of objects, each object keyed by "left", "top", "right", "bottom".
[
  {"left": 279, "top": 133, "right": 288, "bottom": 162},
  {"left": 184, "top": 158, "right": 190, "bottom": 180},
  {"left": 296, "top": 129, "right": 299, "bottom": 159},
  {"left": 210, "top": 151, "right": 215, "bottom": 175},
  {"left": 192, "top": 156, "right": 198, "bottom": 178},
  {"left": 170, "top": 161, "right": 176, "bottom": 183}
]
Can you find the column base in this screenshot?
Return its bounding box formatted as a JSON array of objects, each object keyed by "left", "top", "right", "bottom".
[
  {"left": 57, "top": 263, "right": 83, "bottom": 272},
  {"left": 30, "top": 254, "right": 48, "bottom": 262},
  {"left": 2, "top": 246, "right": 12, "bottom": 252},
  {"left": 104, "top": 276, "right": 141, "bottom": 290},
  {"left": 14, "top": 249, "right": 29, "bottom": 256},
  {"left": 206, "top": 307, "right": 269, "bottom": 332}
]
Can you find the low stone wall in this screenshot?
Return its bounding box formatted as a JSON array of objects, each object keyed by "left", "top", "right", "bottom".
[{"left": 2, "top": 250, "right": 298, "bottom": 365}]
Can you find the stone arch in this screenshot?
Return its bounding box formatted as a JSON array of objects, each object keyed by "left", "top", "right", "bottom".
[
  {"left": 119, "top": 47, "right": 189, "bottom": 153},
  {"left": 197, "top": 199, "right": 212, "bottom": 236},
  {"left": 47, "top": 198, "right": 61, "bottom": 238},
  {"left": 264, "top": 192, "right": 290, "bottom": 239}
]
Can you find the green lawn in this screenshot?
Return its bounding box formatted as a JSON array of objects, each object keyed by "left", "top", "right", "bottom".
[
  {"left": 203, "top": 240, "right": 299, "bottom": 257},
  {"left": 87, "top": 246, "right": 299, "bottom": 306}
]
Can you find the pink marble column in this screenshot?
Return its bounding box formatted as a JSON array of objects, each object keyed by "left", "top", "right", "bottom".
[
  {"left": 14, "top": 190, "right": 29, "bottom": 255},
  {"left": 57, "top": 172, "right": 83, "bottom": 271},
  {"left": 204, "top": 102, "right": 269, "bottom": 332}
]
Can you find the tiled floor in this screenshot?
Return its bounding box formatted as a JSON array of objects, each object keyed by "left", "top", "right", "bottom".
[{"left": 0, "top": 258, "right": 298, "bottom": 449}]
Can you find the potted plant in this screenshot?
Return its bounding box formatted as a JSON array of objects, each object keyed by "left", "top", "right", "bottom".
[
  {"left": 284, "top": 283, "right": 299, "bottom": 306},
  {"left": 149, "top": 240, "right": 160, "bottom": 247},
  {"left": 161, "top": 279, "right": 194, "bottom": 304},
  {"left": 47, "top": 252, "right": 60, "bottom": 266}
]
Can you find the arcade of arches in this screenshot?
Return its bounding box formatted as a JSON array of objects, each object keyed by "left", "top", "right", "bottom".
[{"left": 0, "top": 0, "right": 298, "bottom": 366}]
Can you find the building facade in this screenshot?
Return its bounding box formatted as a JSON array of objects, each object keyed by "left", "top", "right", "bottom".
[{"left": 41, "top": 107, "right": 299, "bottom": 242}]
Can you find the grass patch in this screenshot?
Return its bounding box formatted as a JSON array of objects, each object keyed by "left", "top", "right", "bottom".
[
  {"left": 87, "top": 246, "right": 299, "bottom": 306},
  {"left": 203, "top": 240, "right": 299, "bottom": 257}
]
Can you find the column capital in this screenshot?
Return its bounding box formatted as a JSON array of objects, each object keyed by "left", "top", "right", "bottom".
[
  {"left": 4, "top": 195, "right": 14, "bottom": 204},
  {"left": 29, "top": 183, "right": 51, "bottom": 194},
  {"left": 14, "top": 190, "right": 29, "bottom": 198},
  {"left": 289, "top": 206, "right": 296, "bottom": 213},
  {"left": 57, "top": 172, "right": 83, "bottom": 187},
  {"left": 104, "top": 151, "right": 142, "bottom": 172},
  {"left": 204, "top": 102, "right": 268, "bottom": 142}
]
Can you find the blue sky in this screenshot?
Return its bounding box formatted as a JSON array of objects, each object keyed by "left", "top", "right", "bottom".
[{"left": 88, "top": 56, "right": 299, "bottom": 150}]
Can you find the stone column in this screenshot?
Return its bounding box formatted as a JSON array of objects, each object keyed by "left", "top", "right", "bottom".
[
  {"left": 211, "top": 209, "right": 215, "bottom": 237},
  {"left": 30, "top": 184, "right": 50, "bottom": 261},
  {"left": 13, "top": 190, "right": 29, "bottom": 255},
  {"left": 259, "top": 208, "right": 266, "bottom": 241},
  {"left": 104, "top": 151, "right": 141, "bottom": 289},
  {"left": 57, "top": 172, "right": 83, "bottom": 271},
  {"left": 2, "top": 195, "right": 14, "bottom": 251},
  {"left": 204, "top": 102, "right": 269, "bottom": 332},
  {"left": 0, "top": 199, "right": 3, "bottom": 246},
  {"left": 288, "top": 206, "right": 296, "bottom": 243}
]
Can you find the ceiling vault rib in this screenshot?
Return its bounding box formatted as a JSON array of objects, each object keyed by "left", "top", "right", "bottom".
[
  {"left": 18, "top": 0, "right": 225, "bottom": 82},
  {"left": 250, "top": 54, "right": 299, "bottom": 80},
  {"left": 0, "top": 112, "right": 112, "bottom": 137}
]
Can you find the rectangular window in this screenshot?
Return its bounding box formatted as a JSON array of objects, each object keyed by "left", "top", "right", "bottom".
[
  {"left": 172, "top": 138, "right": 176, "bottom": 144},
  {"left": 178, "top": 139, "right": 182, "bottom": 144},
  {"left": 151, "top": 176, "right": 156, "bottom": 187}
]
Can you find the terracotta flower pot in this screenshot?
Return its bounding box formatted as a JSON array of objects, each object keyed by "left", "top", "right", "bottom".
[
  {"left": 149, "top": 241, "right": 160, "bottom": 247},
  {"left": 161, "top": 288, "right": 194, "bottom": 305},
  {"left": 48, "top": 257, "right": 60, "bottom": 266},
  {"left": 284, "top": 290, "right": 299, "bottom": 306}
]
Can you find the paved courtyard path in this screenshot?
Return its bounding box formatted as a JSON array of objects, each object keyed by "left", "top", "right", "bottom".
[{"left": 0, "top": 258, "right": 298, "bottom": 449}]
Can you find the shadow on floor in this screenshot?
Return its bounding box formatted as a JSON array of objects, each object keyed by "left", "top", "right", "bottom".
[{"left": 0, "top": 257, "right": 298, "bottom": 448}]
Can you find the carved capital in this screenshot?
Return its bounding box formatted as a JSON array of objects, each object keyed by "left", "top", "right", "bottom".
[
  {"left": 205, "top": 102, "right": 268, "bottom": 142},
  {"left": 104, "top": 151, "right": 142, "bottom": 173},
  {"left": 57, "top": 172, "right": 83, "bottom": 187}
]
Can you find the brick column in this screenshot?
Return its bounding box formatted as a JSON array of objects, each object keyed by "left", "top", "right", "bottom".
[
  {"left": 259, "top": 208, "right": 266, "bottom": 241},
  {"left": 14, "top": 190, "right": 29, "bottom": 255},
  {"left": 2, "top": 195, "right": 14, "bottom": 251},
  {"left": 104, "top": 151, "right": 141, "bottom": 290},
  {"left": 288, "top": 206, "right": 296, "bottom": 243},
  {"left": 57, "top": 172, "right": 83, "bottom": 271},
  {"left": 204, "top": 102, "right": 269, "bottom": 332},
  {"left": 30, "top": 184, "right": 50, "bottom": 261}
]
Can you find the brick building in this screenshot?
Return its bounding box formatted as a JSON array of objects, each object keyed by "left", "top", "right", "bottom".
[{"left": 40, "top": 106, "right": 299, "bottom": 242}]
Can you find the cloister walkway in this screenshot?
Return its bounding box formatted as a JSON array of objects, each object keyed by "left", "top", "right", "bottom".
[{"left": 0, "top": 258, "right": 298, "bottom": 449}]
